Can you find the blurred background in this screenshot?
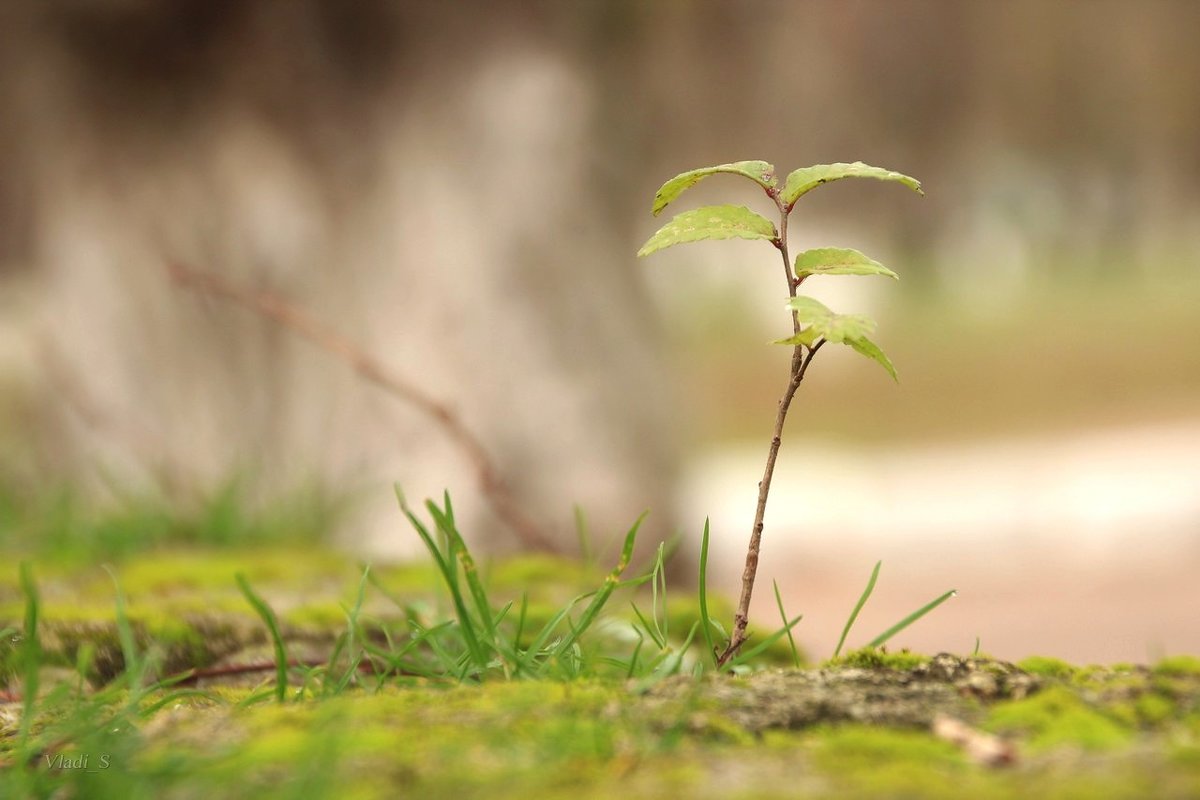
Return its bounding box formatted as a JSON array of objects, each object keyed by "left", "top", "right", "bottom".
[{"left": 0, "top": 0, "right": 1196, "bottom": 664}]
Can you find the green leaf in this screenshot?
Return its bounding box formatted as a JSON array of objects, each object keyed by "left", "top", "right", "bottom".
[
  {"left": 866, "top": 588, "right": 956, "bottom": 648},
  {"left": 848, "top": 336, "right": 899, "bottom": 382},
  {"left": 777, "top": 296, "right": 876, "bottom": 344},
  {"left": 781, "top": 162, "right": 922, "bottom": 208},
  {"left": 637, "top": 205, "right": 777, "bottom": 257},
  {"left": 794, "top": 247, "right": 899, "bottom": 281},
  {"left": 834, "top": 561, "right": 880, "bottom": 658},
  {"left": 774, "top": 295, "right": 898, "bottom": 381},
  {"left": 651, "top": 160, "right": 777, "bottom": 216}
]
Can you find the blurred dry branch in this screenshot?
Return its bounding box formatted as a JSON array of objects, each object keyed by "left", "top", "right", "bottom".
[{"left": 167, "top": 262, "right": 558, "bottom": 554}]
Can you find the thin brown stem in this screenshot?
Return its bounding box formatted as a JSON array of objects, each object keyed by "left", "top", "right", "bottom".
[
  {"left": 716, "top": 340, "right": 822, "bottom": 666},
  {"left": 167, "top": 262, "right": 558, "bottom": 553},
  {"left": 715, "top": 189, "right": 819, "bottom": 668}
]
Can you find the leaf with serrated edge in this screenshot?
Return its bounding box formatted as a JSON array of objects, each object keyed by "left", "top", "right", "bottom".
[
  {"left": 772, "top": 329, "right": 821, "bottom": 347},
  {"left": 782, "top": 162, "right": 922, "bottom": 208},
  {"left": 822, "top": 313, "right": 877, "bottom": 343},
  {"left": 849, "top": 336, "right": 898, "bottom": 382},
  {"left": 785, "top": 295, "right": 836, "bottom": 323},
  {"left": 794, "top": 247, "right": 899, "bottom": 280},
  {"left": 651, "top": 161, "right": 776, "bottom": 216},
  {"left": 775, "top": 296, "right": 897, "bottom": 379},
  {"left": 776, "top": 296, "right": 875, "bottom": 344},
  {"left": 637, "top": 205, "right": 777, "bottom": 257}
]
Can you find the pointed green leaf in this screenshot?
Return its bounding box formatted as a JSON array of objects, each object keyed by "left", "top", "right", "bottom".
[
  {"left": 773, "top": 296, "right": 837, "bottom": 346},
  {"left": 651, "top": 161, "right": 777, "bottom": 216},
  {"left": 848, "top": 336, "right": 899, "bottom": 382},
  {"left": 637, "top": 205, "right": 777, "bottom": 257},
  {"left": 781, "top": 295, "right": 876, "bottom": 344},
  {"left": 774, "top": 296, "right": 898, "bottom": 380},
  {"left": 781, "top": 162, "right": 922, "bottom": 207},
  {"left": 773, "top": 327, "right": 822, "bottom": 347},
  {"left": 794, "top": 247, "right": 899, "bottom": 281},
  {"left": 782, "top": 294, "right": 835, "bottom": 322}
]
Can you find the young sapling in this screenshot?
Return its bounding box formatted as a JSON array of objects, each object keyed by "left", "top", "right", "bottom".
[{"left": 638, "top": 160, "right": 922, "bottom": 666}]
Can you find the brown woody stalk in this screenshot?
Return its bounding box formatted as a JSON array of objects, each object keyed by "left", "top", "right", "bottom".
[
  {"left": 167, "top": 262, "right": 557, "bottom": 553},
  {"left": 716, "top": 191, "right": 824, "bottom": 667}
]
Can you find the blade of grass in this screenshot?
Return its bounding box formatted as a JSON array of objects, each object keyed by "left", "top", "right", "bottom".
[
  {"left": 834, "top": 560, "right": 881, "bottom": 658},
  {"left": 630, "top": 602, "right": 665, "bottom": 649},
  {"left": 514, "top": 596, "right": 588, "bottom": 673},
  {"left": 139, "top": 689, "right": 222, "bottom": 716},
  {"left": 651, "top": 532, "right": 682, "bottom": 576},
  {"left": 103, "top": 565, "right": 151, "bottom": 703},
  {"left": 625, "top": 636, "right": 645, "bottom": 680},
  {"left": 235, "top": 573, "right": 288, "bottom": 704},
  {"left": 550, "top": 512, "right": 646, "bottom": 659},
  {"left": 331, "top": 565, "right": 372, "bottom": 694},
  {"left": 395, "top": 486, "right": 487, "bottom": 671},
  {"left": 236, "top": 687, "right": 277, "bottom": 709},
  {"left": 652, "top": 543, "right": 668, "bottom": 641},
  {"left": 428, "top": 495, "right": 507, "bottom": 675},
  {"left": 866, "top": 589, "right": 957, "bottom": 649},
  {"left": 75, "top": 641, "right": 95, "bottom": 695},
  {"left": 514, "top": 592, "right": 530, "bottom": 648},
  {"left": 632, "top": 622, "right": 700, "bottom": 691},
  {"left": 656, "top": 622, "right": 701, "bottom": 681},
  {"left": 773, "top": 579, "right": 801, "bottom": 668},
  {"left": 696, "top": 518, "right": 719, "bottom": 670},
  {"left": 364, "top": 568, "right": 413, "bottom": 611},
  {"left": 514, "top": 515, "right": 647, "bottom": 675},
  {"left": 574, "top": 504, "right": 592, "bottom": 565},
  {"left": 17, "top": 563, "right": 40, "bottom": 750},
  {"left": 662, "top": 621, "right": 699, "bottom": 678}
]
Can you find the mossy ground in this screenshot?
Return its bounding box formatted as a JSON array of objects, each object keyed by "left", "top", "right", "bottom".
[{"left": 1, "top": 550, "right": 1198, "bottom": 799}]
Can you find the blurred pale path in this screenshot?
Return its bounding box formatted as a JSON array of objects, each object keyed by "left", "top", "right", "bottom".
[{"left": 687, "top": 420, "right": 1200, "bottom": 663}]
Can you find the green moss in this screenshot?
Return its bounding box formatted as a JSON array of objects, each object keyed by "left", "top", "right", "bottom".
[
  {"left": 2, "top": 549, "right": 356, "bottom": 616},
  {"left": 1154, "top": 655, "right": 1200, "bottom": 677},
  {"left": 986, "top": 685, "right": 1133, "bottom": 751},
  {"left": 366, "top": 561, "right": 442, "bottom": 596},
  {"left": 1018, "top": 655, "right": 1077, "bottom": 679},
  {"left": 812, "top": 724, "right": 965, "bottom": 767},
  {"left": 281, "top": 603, "right": 352, "bottom": 629},
  {"left": 685, "top": 711, "right": 756, "bottom": 746},
  {"left": 8, "top": 536, "right": 1200, "bottom": 798},
  {"left": 1170, "top": 736, "right": 1200, "bottom": 769},
  {"left": 1135, "top": 692, "right": 1178, "bottom": 726},
  {"left": 114, "top": 549, "right": 351, "bottom": 595},
  {"left": 808, "top": 725, "right": 970, "bottom": 798},
  {"left": 826, "top": 647, "right": 930, "bottom": 671},
  {"left": 224, "top": 681, "right": 646, "bottom": 797},
  {"left": 485, "top": 555, "right": 600, "bottom": 597}
]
